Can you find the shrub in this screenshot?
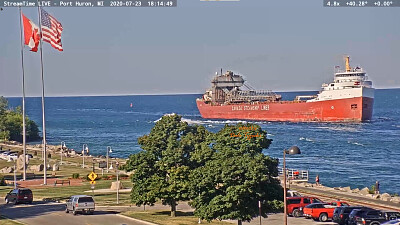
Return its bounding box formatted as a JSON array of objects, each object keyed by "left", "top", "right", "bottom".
[
  {"left": 34, "top": 151, "right": 37, "bottom": 156},
  {"left": 47, "top": 153, "right": 51, "bottom": 158},
  {"left": 72, "top": 173, "right": 79, "bottom": 179},
  {"left": 369, "top": 185, "right": 376, "bottom": 194}
]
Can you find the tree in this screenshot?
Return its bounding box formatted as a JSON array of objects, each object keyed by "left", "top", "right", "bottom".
[
  {"left": 0, "top": 96, "right": 40, "bottom": 142},
  {"left": 190, "top": 123, "right": 283, "bottom": 225},
  {"left": 0, "top": 96, "right": 8, "bottom": 115},
  {"left": 125, "top": 114, "right": 211, "bottom": 217}
]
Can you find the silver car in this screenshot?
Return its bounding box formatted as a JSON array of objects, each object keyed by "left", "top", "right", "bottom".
[{"left": 65, "top": 195, "right": 95, "bottom": 215}]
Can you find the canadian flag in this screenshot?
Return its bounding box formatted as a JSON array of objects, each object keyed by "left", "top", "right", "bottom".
[{"left": 22, "top": 13, "right": 40, "bottom": 52}]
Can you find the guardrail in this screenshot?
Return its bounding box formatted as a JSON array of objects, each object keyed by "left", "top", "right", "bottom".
[{"left": 278, "top": 167, "right": 309, "bottom": 182}]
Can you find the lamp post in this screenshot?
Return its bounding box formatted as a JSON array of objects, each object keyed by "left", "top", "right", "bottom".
[
  {"left": 82, "top": 144, "right": 89, "bottom": 168},
  {"left": 106, "top": 146, "right": 112, "bottom": 173},
  {"left": 283, "top": 146, "right": 301, "bottom": 225},
  {"left": 116, "top": 161, "right": 119, "bottom": 204},
  {"left": 13, "top": 161, "right": 16, "bottom": 189},
  {"left": 60, "top": 141, "right": 66, "bottom": 165}
]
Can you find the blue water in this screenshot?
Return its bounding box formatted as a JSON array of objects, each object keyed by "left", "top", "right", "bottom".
[{"left": 6, "top": 89, "right": 400, "bottom": 194}]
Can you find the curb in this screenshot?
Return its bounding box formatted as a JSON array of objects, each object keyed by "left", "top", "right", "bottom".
[
  {"left": 116, "top": 214, "right": 158, "bottom": 225},
  {"left": 0, "top": 215, "right": 27, "bottom": 225}
]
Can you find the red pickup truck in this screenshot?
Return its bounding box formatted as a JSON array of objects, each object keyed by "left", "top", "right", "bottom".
[
  {"left": 286, "top": 196, "right": 323, "bottom": 217},
  {"left": 303, "top": 201, "right": 349, "bottom": 222}
]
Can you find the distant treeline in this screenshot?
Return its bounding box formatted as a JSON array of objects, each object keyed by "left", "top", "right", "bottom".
[{"left": 0, "top": 96, "right": 40, "bottom": 142}]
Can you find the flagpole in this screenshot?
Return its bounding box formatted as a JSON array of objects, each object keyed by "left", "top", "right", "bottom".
[
  {"left": 37, "top": 5, "right": 47, "bottom": 185},
  {"left": 18, "top": 7, "right": 27, "bottom": 181}
]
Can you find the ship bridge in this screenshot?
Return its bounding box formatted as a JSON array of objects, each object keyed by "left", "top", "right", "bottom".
[{"left": 307, "top": 56, "right": 374, "bottom": 102}]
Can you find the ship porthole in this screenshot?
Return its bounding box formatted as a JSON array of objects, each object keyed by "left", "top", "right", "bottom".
[{"left": 331, "top": 106, "right": 334, "bottom": 110}]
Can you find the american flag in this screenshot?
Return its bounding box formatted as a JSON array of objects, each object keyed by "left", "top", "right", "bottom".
[{"left": 40, "top": 8, "right": 63, "bottom": 51}]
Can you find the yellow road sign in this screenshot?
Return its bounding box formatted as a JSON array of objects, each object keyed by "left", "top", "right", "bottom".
[
  {"left": 88, "top": 172, "right": 98, "bottom": 181},
  {"left": 90, "top": 180, "right": 96, "bottom": 185}
]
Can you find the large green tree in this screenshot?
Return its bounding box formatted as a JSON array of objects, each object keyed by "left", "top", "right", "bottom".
[
  {"left": 125, "top": 114, "right": 211, "bottom": 217},
  {"left": 190, "top": 123, "right": 283, "bottom": 225},
  {"left": 0, "top": 96, "right": 40, "bottom": 142}
]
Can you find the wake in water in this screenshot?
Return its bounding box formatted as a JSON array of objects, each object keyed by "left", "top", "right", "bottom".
[
  {"left": 299, "top": 137, "right": 315, "bottom": 142},
  {"left": 347, "top": 140, "right": 365, "bottom": 147}
]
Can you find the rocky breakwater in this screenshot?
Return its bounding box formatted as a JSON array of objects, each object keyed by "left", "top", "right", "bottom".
[{"left": 293, "top": 182, "right": 400, "bottom": 208}]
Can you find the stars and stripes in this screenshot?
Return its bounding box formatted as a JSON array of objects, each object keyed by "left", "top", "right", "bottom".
[{"left": 40, "top": 8, "right": 63, "bottom": 51}]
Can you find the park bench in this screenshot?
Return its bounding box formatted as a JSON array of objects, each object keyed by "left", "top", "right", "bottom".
[{"left": 54, "top": 179, "right": 70, "bottom": 186}]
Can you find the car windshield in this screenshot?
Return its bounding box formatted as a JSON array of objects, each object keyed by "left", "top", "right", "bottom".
[
  {"left": 312, "top": 198, "right": 322, "bottom": 203},
  {"left": 20, "top": 190, "right": 32, "bottom": 195},
  {"left": 78, "top": 197, "right": 94, "bottom": 203}
]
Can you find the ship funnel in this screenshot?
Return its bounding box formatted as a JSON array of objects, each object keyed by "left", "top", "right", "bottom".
[{"left": 345, "top": 56, "right": 351, "bottom": 72}]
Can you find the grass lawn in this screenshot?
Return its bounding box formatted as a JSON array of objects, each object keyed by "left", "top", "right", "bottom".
[
  {"left": 0, "top": 144, "right": 132, "bottom": 206},
  {"left": 122, "top": 211, "right": 232, "bottom": 225},
  {"left": 0, "top": 216, "right": 23, "bottom": 225}
]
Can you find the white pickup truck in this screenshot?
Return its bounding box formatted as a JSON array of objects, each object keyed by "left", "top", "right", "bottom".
[{"left": 65, "top": 195, "right": 95, "bottom": 215}]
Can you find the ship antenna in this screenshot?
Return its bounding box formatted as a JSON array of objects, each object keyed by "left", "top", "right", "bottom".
[
  {"left": 221, "top": 68, "right": 222, "bottom": 75},
  {"left": 345, "top": 56, "right": 351, "bottom": 72}
]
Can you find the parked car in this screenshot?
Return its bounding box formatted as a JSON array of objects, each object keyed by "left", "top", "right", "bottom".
[
  {"left": 333, "top": 206, "right": 365, "bottom": 225},
  {"left": 287, "top": 190, "right": 302, "bottom": 197},
  {"left": 382, "top": 219, "right": 400, "bottom": 225},
  {"left": 347, "top": 208, "right": 375, "bottom": 225},
  {"left": 7, "top": 152, "right": 18, "bottom": 161},
  {"left": 358, "top": 210, "right": 400, "bottom": 225},
  {"left": 5, "top": 188, "right": 33, "bottom": 204},
  {"left": 302, "top": 201, "right": 348, "bottom": 222},
  {"left": 286, "top": 196, "right": 323, "bottom": 217},
  {"left": 0, "top": 151, "right": 12, "bottom": 160},
  {"left": 65, "top": 195, "right": 95, "bottom": 215}
]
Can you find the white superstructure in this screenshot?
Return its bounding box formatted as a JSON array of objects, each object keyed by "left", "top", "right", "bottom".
[{"left": 308, "top": 56, "right": 374, "bottom": 102}]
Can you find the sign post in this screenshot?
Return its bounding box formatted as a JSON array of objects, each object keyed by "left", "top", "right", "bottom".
[{"left": 88, "top": 172, "right": 97, "bottom": 197}]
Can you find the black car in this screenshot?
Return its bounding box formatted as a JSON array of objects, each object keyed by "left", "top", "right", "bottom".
[
  {"left": 358, "top": 210, "right": 400, "bottom": 225},
  {"left": 333, "top": 206, "right": 364, "bottom": 225},
  {"left": 347, "top": 208, "right": 375, "bottom": 225},
  {"left": 5, "top": 188, "right": 33, "bottom": 204}
]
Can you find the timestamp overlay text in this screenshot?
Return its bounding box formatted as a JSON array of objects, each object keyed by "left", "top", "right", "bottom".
[{"left": 2, "top": 0, "right": 177, "bottom": 7}]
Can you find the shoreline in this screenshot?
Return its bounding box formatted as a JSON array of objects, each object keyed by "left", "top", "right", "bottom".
[{"left": 0, "top": 141, "right": 127, "bottom": 171}]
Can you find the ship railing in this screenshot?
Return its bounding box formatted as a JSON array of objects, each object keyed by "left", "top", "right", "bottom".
[
  {"left": 278, "top": 167, "right": 309, "bottom": 182},
  {"left": 236, "top": 90, "right": 277, "bottom": 96}
]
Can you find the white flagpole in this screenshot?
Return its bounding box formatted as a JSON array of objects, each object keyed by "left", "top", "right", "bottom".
[
  {"left": 37, "top": 5, "right": 47, "bottom": 185},
  {"left": 18, "top": 6, "right": 27, "bottom": 181}
]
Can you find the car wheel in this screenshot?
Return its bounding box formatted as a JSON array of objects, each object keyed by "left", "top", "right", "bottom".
[
  {"left": 89, "top": 210, "right": 94, "bottom": 215},
  {"left": 65, "top": 207, "right": 69, "bottom": 213},
  {"left": 293, "top": 209, "right": 300, "bottom": 218},
  {"left": 319, "top": 213, "right": 328, "bottom": 222},
  {"left": 73, "top": 208, "right": 77, "bottom": 215},
  {"left": 5, "top": 198, "right": 9, "bottom": 204}
]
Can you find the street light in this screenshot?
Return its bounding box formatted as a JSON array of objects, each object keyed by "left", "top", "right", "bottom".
[
  {"left": 283, "top": 146, "right": 301, "bottom": 225},
  {"left": 116, "top": 161, "right": 119, "bottom": 204},
  {"left": 60, "top": 141, "right": 66, "bottom": 165},
  {"left": 82, "top": 144, "right": 89, "bottom": 168},
  {"left": 106, "top": 146, "right": 112, "bottom": 173}
]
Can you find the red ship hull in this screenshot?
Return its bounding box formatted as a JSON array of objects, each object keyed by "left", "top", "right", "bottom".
[{"left": 196, "top": 97, "right": 374, "bottom": 122}]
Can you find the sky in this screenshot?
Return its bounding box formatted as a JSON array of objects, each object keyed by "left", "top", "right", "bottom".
[{"left": 1, "top": 0, "right": 400, "bottom": 97}]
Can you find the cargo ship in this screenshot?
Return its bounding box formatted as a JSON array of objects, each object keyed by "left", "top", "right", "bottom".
[{"left": 196, "top": 56, "right": 374, "bottom": 122}]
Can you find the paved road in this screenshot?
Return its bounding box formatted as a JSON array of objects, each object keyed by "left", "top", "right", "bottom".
[
  {"left": 0, "top": 201, "right": 152, "bottom": 225},
  {"left": 226, "top": 213, "right": 336, "bottom": 225}
]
